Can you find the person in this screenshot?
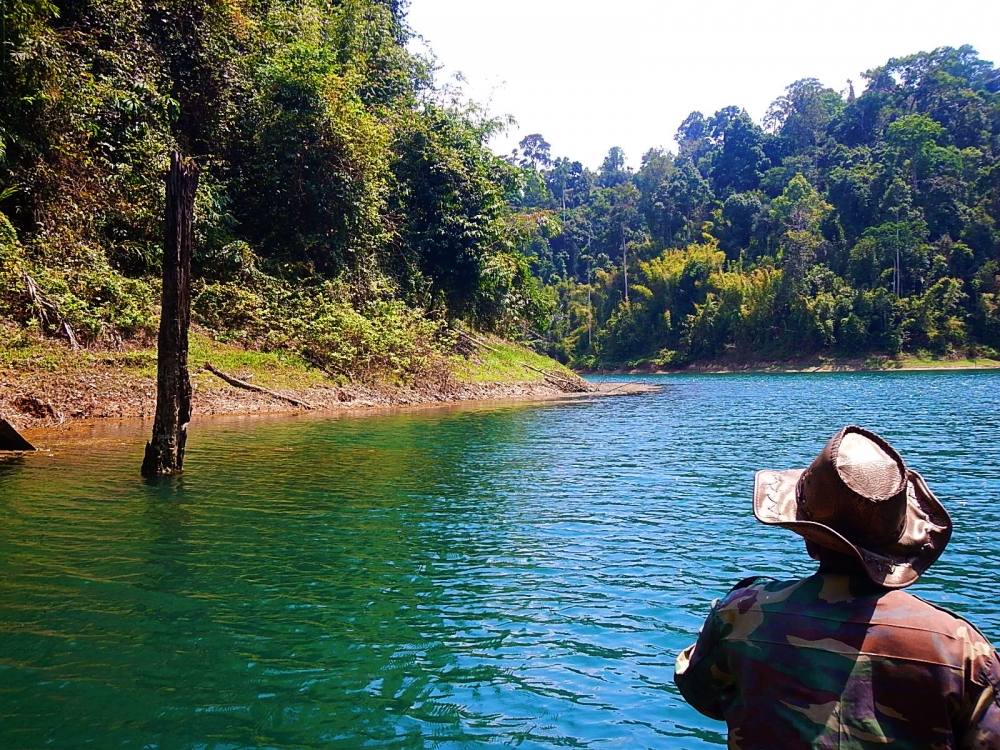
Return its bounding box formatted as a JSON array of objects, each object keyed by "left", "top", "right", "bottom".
[{"left": 674, "top": 425, "right": 1000, "bottom": 749}]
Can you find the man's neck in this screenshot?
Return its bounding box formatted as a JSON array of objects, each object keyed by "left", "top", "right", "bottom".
[
  {"left": 817, "top": 560, "right": 866, "bottom": 576},
  {"left": 814, "top": 564, "right": 886, "bottom": 595}
]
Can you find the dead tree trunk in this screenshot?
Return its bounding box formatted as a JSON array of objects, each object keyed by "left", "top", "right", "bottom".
[{"left": 141, "top": 152, "right": 198, "bottom": 477}]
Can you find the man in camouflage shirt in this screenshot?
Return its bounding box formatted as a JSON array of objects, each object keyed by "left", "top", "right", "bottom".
[{"left": 675, "top": 426, "right": 1000, "bottom": 748}]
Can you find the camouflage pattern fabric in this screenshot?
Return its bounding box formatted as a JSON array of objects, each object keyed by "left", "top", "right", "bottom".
[{"left": 675, "top": 574, "right": 1000, "bottom": 749}]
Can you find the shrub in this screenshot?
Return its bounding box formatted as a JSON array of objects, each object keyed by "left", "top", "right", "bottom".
[
  {"left": 301, "top": 298, "right": 441, "bottom": 382},
  {"left": 193, "top": 282, "right": 273, "bottom": 338}
]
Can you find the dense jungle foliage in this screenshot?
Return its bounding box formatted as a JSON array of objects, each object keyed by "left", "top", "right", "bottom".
[
  {"left": 514, "top": 46, "right": 1000, "bottom": 366},
  {"left": 0, "top": 0, "right": 546, "bottom": 380},
  {"left": 1, "top": 0, "right": 998, "bottom": 374}
]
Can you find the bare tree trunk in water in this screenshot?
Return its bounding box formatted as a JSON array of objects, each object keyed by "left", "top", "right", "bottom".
[{"left": 141, "top": 152, "right": 198, "bottom": 477}]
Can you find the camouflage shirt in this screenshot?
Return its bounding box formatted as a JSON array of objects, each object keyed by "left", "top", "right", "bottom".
[{"left": 674, "top": 573, "right": 1000, "bottom": 749}]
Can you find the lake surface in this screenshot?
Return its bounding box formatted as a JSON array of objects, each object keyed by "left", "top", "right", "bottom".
[{"left": 1, "top": 372, "right": 998, "bottom": 749}]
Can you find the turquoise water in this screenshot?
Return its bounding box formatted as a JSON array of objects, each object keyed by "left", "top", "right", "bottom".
[{"left": 1, "top": 372, "right": 998, "bottom": 748}]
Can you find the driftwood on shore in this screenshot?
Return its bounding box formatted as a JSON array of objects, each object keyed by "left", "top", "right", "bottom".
[
  {"left": 203, "top": 363, "right": 314, "bottom": 409},
  {"left": 141, "top": 152, "right": 198, "bottom": 477},
  {"left": 0, "top": 415, "right": 35, "bottom": 451}
]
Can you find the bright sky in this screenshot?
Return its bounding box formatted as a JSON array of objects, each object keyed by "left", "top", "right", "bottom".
[{"left": 407, "top": 0, "right": 1000, "bottom": 169}]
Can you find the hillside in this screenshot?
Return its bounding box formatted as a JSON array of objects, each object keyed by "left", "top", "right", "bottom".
[
  {"left": 2, "top": 3, "right": 998, "bottom": 396},
  {"left": 0, "top": 0, "right": 550, "bottom": 402}
]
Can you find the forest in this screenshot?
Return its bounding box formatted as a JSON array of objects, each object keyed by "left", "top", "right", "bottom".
[
  {"left": 1, "top": 0, "right": 998, "bottom": 373},
  {"left": 0, "top": 0, "right": 547, "bottom": 381},
  {"left": 516, "top": 46, "right": 1000, "bottom": 366}
]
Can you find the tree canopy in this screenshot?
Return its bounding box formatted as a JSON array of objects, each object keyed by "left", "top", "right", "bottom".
[
  {"left": 0, "top": 0, "right": 546, "bottom": 376},
  {"left": 1, "top": 13, "right": 997, "bottom": 371},
  {"left": 510, "top": 45, "right": 1000, "bottom": 366}
]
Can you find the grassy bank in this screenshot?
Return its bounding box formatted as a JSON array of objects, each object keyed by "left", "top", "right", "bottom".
[
  {"left": 449, "top": 338, "right": 575, "bottom": 384},
  {"left": 0, "top": 328, "right": 583, "bottom": 430},
  {"left": 873, "top": 354, "right": 1000, "bottom": 370},
  {"left": 1, "top": 330, "right": 328, "bottom": 390}
]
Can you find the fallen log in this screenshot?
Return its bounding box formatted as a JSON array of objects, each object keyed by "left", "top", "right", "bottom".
[
  {"left": 525, "top": 362, "right": 593, "bottom": 393},
  {"left": 301, "top": 350, "right": 342, "bottom": 380},
  {"left": 0, "top": 415, "right": 35, "bottom": 451},
  {"left": 203, "top": 363, "right": 313, "bottom": 409}
]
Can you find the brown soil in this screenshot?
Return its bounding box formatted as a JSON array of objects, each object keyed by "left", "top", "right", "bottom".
[{"left": 1, "top": 363, "right": 659, "bottom": 437}]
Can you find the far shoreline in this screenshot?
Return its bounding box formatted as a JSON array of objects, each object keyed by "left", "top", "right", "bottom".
[
  {"left": 579, "top": 354, "right": 1000, "bottom": 376},
  {"left": 6, "top": 340, "right": 998, "bottom": 443}
]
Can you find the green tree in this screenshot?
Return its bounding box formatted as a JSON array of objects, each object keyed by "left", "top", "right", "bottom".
[
  {"left": 709, "top": 107, "right": 770, "bottom": 196},
  {"left": 515, "top": 133, "right": 552, "bottom": 170},
  {"left": 598, "top": 146, "right": 630, "bottom": 187},
  {"left": 765, "top": 78, "right": 844, "bottom": 155}
]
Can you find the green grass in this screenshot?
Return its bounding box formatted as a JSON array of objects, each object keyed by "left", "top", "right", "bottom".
[
  {"left": 187, "top": 333, "right": 329, "bottom": 391},
  {"left": 0, "top": 328, "right": 328, "bottom": 391},
  {"left": 1, "top": 326, "right": 572, "bottom": 392},
  {"left": 0, "top": 334, "right": 71, "bottom": 372},
  {"left": 449, "top": 335, "right": 574, "bottom": 384},
  {"left": 871, "top": 353, "right": 1000, "bottom": 370}
]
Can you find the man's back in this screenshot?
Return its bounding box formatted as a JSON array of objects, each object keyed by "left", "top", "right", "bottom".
[{"left": 675, "top": 573, "right": 1000, "bottom": 749}]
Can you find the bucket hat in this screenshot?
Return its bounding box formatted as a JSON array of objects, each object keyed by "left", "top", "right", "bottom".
[{"left": 753, "top": 425, "right": 952, "bottom": 588}]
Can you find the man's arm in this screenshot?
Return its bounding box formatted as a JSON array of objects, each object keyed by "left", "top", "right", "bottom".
[
  {"left": 959, "top": 654, "right": 1000, "bottom": 749},
  {"left": 673, "top": 601, "right": 736, "bottom": 720}
]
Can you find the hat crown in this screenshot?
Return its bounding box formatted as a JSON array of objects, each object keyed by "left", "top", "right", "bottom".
[
  {"left": 837, "top": 431, "right": 905, "bottom": 500},
  {"left": 798, "top": 427, "right": 908, "bottom": 548}
]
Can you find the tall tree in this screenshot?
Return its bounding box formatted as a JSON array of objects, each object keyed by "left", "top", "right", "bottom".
[{"left": 598, "top": 146, "right": 630, "bottom": 187}]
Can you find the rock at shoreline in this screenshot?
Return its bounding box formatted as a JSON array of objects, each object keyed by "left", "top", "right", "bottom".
[{"left": 0, "top": 416, "right": 35, "bottom": 451}]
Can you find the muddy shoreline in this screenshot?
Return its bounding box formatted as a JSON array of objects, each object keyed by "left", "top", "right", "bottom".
[{"left": 3, "top": 371, "right": 659, "bottom": 441}]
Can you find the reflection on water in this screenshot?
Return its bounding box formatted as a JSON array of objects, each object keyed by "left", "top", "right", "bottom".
[{"left": 1, "top": 372, "right": 998, "bottom": 748}]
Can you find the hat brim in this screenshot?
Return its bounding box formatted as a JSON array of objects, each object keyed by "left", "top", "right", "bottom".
[{"left": 753, "top": 468, "right": 952, "bottom": 589}]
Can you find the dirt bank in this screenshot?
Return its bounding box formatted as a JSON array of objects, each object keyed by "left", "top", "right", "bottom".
[{"left": 1, "top": 354, "right": 659, "bottom": 436}]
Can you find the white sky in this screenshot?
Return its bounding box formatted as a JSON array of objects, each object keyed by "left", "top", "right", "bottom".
[{"left": 407, "top": 0, "right": 1000, "bottom": 169}]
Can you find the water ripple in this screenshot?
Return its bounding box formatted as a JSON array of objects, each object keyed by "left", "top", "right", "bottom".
[{"left": 0, "top": 372, "right": 998, "bottom": 748}]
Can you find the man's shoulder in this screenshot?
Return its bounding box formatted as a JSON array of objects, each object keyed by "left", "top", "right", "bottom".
[
  {"left": 716, "top": 575, "right": 996, "bottom": 650},
  {"left": 715, "top": 575, "right": 809, "bottom": 610},
  {"left": 726, "top": 575, "right": 773, "bottom": 594},
  {"left": 891, "top": 591, "right": 997, "bottom": 646},
  {"left": 723, "top": 574, "right": 802, "bottom": 595}
]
